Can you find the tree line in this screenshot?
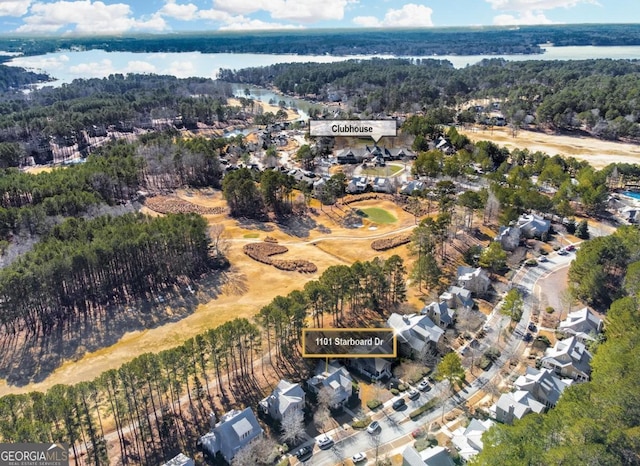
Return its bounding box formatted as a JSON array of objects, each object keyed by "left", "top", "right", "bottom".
[
  {"left": 222, "top": 57, "right": 640, "bottom": 140},
  {"left": 0, "top": 255, "right": 407, "bottom": 464},
  {"left": 0, "top": 212, "right": 214, "bottom": 337}
]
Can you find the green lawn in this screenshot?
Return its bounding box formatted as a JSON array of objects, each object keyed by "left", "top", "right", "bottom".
[
  {"left": 359, "top": 207, "right": 397, "bottom": 224},
  {"left": 360, "top": 164, "right": 403, "bottom": 176}
]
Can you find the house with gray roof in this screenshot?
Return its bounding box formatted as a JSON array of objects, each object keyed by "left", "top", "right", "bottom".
[
  {"left": 402, "top": 445, "right": 455, "bottom": 466},
  {"left": 439, "top": 286, "right": 474, "bottom": 310},
  {"left": 162, "top": 453, "right": 194, "bottom": 466},
  {"left": 516, "top": 213, "right": 551, "bottom": 238},
  {"left": 558, "top": 307, "right": 603, "bottom": 343},
  {"left": 350, "top": 357, "right": 392, "bottom": 381},
  {"left": 422, "top": 301, "right": 455, "bottom": 328},
  {"left": 200, "top": 407, "right": 263, "bottom": 463},
  {"left": 541, "top": 336, "right": 592, "bottom": 381},
  {"left": 307, "top": 361, "right": 353, "bottom": 406},
  {"left": 514, "top": 367, "right": 573, "bottom": 408},
  {"left": 400, "top": 180, "right": 426, "bottom": 195},
  {"left": 259, "top": 379, "right": 305, "bottom": 422},
  {"left": 451, "top": 418, "right": 495, "bottom": 461},
  {"left": 495, "top": 226, "right": 522, "bottom": 251},
  {"left": 492, "top": 390, "right": 546, "bottom": 425},
  {"left": 387, "top": 313, "right": 444, "bottom": 357},
  {"left": 372, "top": 176, "right": 394, "bottom": 193},
  {"left": 457, "top": 266, "right": 491, "bottom": 296},
  {"left": 346, "top": 176, "right": 370, "bottom": 194}
]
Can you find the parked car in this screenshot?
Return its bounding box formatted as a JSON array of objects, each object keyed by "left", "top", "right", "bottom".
[
  {"left": 538, "top": 255, "right": 548, "bottom": 262},
  {"left": 524, "top": 332, "right": 533, "bottom": 342},
  {"left": 558, "top": 248, "right": 568, "bottom": 255},
  {"left": 392, "top": 398, "right": 406, "bottom": 410},
  {"left": 528, "top": 322, "right": 537, "bottom": 332},
  {"left": 566, "top": 244, "right": 576, "bottom": 251},
  {"left": 352, "top": 452, "right": 367, "bottom": 463},
  {"left": 408, "top": 388, "right": 420, "bottom": 400},
  {"left": 417, "top": 379, "right": 431, "bottom": 391},
  {"left": 317, "top": 435, "right": 333, "bottom": 449},
  {"left": 295, "top": 445, "right": 312, "bottom": 460},
  {"left": 367, "top": 421, "right": 380, "bottom": 434}
]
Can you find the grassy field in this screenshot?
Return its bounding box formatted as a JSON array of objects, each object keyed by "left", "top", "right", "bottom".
[
  {"left": 359, "top": 207, "right": 398, "bottom": 224},
  {"left": 360, "top": 163, "right": 403, "bottom": 176}
]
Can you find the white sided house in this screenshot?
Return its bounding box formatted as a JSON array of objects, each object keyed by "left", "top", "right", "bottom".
[
  {"left": 307, "top": 360, "right": 353, "bottom": 406},
  {"left": 387, "top": 313, "right": 444, "bottom": 357},
  {"left": 541, "top": 336, "right": 592, "bottom": 382},
  {"left": 558, "top": 307, "right": 603, "bottom": 343},
  {"left": 456, "top": 266, "right": 490, "bottom": 296},
  {"left": 514, "top": 367, "right": 574, "bottom": 408}
]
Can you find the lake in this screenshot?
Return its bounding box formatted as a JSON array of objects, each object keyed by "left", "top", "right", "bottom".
[{"left": 6, "top": 45, "right": 640, "bottom": 87}]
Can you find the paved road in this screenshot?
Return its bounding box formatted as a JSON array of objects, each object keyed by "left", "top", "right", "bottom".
[{"left": 294, "top": 249, "right": 577, "bottom": 466}]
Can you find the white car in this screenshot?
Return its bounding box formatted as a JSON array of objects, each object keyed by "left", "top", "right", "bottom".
[
  {"left": 352, "top": 452, "right": 367, "bottom": 463},
  {"left": 317, "top": 435, "right": 333, "bottom": 449}
]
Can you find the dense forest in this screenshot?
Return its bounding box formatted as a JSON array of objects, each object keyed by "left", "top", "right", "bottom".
[
  {"left": 0, "top": 256, "right": 407, "bottom": 465},
  {"left": 2, "top": 24, "right": 640, "bottom": 57},
  {"left": 0, "top": 63, "right": 49, "bottom": 92},
  {"left": 221, "top": 58, "right": 640, "bottom": 139},
  {"left": 0, "top": 73, "right": 236, "bottom": 166},
  {"left": 473, "top": 227, "right": 640, "bottom": 465}
]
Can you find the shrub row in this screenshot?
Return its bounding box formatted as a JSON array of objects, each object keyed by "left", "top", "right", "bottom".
[
  {"left": 409, "top": 397, "right": 440, "bottom": 420},
  {"left": 371, "top": 234, "right": 411, "bottom": 251},
  {"left": 243, "top": 242, "right": 317, "bottom": 273}
]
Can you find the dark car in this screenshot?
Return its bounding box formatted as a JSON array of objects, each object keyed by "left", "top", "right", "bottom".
[
  {"left": 524, "top": 332, "right": 533, "bottom": 342},
  {"left": 392, "top": 398, "right": 406, "bottom": 410},
  {"left": 528, "top": 322, "right": 537, "bottom": 332},
  {"left": 295, "top": 445, "right": 312, "bottom": 460}
]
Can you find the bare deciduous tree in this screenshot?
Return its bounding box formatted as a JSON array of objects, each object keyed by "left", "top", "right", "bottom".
[{"left": 280, "top": 409, "right": 306, "bottom": 445}]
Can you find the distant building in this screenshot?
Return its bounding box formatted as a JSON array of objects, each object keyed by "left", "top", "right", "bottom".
[
  {"left": 200, "top": 408, "right": 263, "bottom": 463},
  {"left": 492, "top": 390, "right": 546, "bottom": 424},
  {"left": 259, "top": 379, "right": 305, "bottom": 422},
  {"left": 421, "top": 301, "right": 455, "bottom": 328},
  {"left": 516, "top": 213, "right": 551, "bottom": 239},
  {"left": 439, "top": 286, "right": 474, "bottom": 310},
  {"left": 162, "top": 453, "right": 194, "bottom": 466},
  {"left": 558, "top": 307, "right": 603, "bottom": 343},
  {"left": 514, "top": 367, "right": 573, "bottom": 408},
  {"left": 349, "top": 358, "right": 393, "bottom": 381},
  {"left": 541, "top": 336, "right": 592, "bottom": 381},
  {"left": 451, "top": 418, "right": 495, "bottom": 461},
  {"left": 456, "top": 266, "right": 490, "bottom": 296},
  {"left": 402, "top": 445, "right": 455, "bottom": 466},
  {"left": 307, "top": 361, "right": 353, "bottom": 406},
  {"left": 387, "top": 313, "right": 444, "bottom": 356},
  {"left": 495, "top": 226, "right": 522, "bottom": 251}
]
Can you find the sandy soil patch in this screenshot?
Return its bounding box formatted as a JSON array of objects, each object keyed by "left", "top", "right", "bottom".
[
  {"left": 228, "top": 97, "right": 300, "bottom": 121},
  {"left": 459, "top": 125, "right": 640, "bottom": 169},
  {"left": 22, "top": 165, "right": 56, "bottom": 174}
]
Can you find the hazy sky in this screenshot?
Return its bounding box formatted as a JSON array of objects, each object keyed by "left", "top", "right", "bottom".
[{"left": 0, "top": 0, "right": 635, "bottom": 35}]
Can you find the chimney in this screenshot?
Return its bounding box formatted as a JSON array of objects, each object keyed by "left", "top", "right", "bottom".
[{"left": 209, "top": 411, "right": 217, "bottom": 429}]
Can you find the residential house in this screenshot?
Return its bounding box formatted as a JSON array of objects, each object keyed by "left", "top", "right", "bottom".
[
  {"left": 346, "top": 176, "right": 370, "bottom": 194},
  {"left": 516, "top": 213, "right": 551, "bottom": 239},
  {"left": 541, "top": 336, "right": 592, "bottom": 381},
  {"left": 387, "top": 313, "right": 444, "bottom": 357},
  {"left": 435, "top": 137, "right": 455, "bottom": 155},
  {"left": 313, "top": 177, "right": 327, "bottom": 196},
  {"left": 439, "top": 286, "right": 474, "bottom": 310},
  {"left": 421, "top": 301, "right": 455, "bottom": 328},
  {"left": 456, "top": 266, "right": 490, "bottom": 296},
  {"left": 259, "top": 379, "right": 305, "bottom": 422},
  {"left": 200, "top": 408, "right": 263, "bottom": 463},
  {"left": 386, "top": 147, "right": 416, "bottom": 160},
  {"left": 349, "top": 358, "right": 393, "bottom": 381},
  {"left": 492, "top": 390, "right": 546, "bottom": 425},
  {"left": 558, "top": 307, "right": 603, "bottom": 343},
  {"left": 372, "top": 176, "right": 394, "bottom": 194},
  {"left": 495, "top": 226, "right": 522, "bottom": 251},
  {"left": 307, "top": 361, "right": 353, "bottom": 406},
  {"left": 451, "top": 418, "right": 495, "bottom": 461},
  {"left": 400, "top": 180, "right": 426, "bottom": 195},
  {"left": 514, "top": 367, "right": 573, "bottom": 408},
  {"left": 402, "top": 445, "right": 455, "bottom": 466},
  {"left": 162, "top": 454, "right": 194, "bottom": 466}
]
